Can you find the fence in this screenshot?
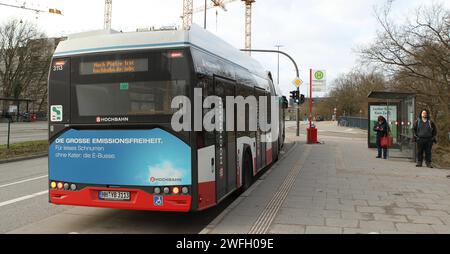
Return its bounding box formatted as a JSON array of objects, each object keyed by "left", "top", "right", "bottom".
[{"left": 338, "top": 116, "right": 368, "bottom": 130}]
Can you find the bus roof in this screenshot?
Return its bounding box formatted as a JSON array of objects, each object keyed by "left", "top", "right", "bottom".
[{"left": 54, "top": 24, "right": 267, "bottom": 78}]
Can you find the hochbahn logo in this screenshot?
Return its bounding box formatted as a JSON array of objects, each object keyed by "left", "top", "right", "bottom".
[
  {"left": 96, "top": 116, "right": 129, "bottom": 123},
  {"left": 150, "top": 177, "right": 182, "bottom": 183}
]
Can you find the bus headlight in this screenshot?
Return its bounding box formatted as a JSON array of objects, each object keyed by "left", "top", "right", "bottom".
[
  {"left": 70, "top": 184, "right": 77, "bottom": 191},
  {"left": 50, "top": 182, "right": 57, "bottom": 189},
  {"left": 63, "top": 183, "right": 69, "bottom": 190},
  {"left": 163, "top": 187, "right": 170, "bottom": 194},
  {"left": 154, "top": 187, "right": 161, "bottom": 194},
  {"left": 182, "top": 187, "right": 189, "bottom": 194},
  {"left": 172, "top": 187, "right": 180, "bottom": 195}
]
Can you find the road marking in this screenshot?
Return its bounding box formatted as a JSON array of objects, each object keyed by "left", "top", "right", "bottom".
[
  {"left": 0, "top": 190, "right": 48, "bottom": 208},
  {"left": 0, "top": 175, "right": 48, "bottom": 188}
]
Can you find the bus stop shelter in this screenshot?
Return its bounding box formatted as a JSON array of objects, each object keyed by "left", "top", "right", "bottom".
[
  {"left": 0, "top": 97, "right": 36, "bottom": 122},
  {"left": 367, "top": 91, "right": 416, "bottom": 161}
]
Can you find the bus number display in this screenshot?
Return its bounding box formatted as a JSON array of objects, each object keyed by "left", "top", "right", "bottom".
[
  {"left": 52, "top": 60, "right": 66, "bottom": 72},
  {"left": 80, "top": 59, "right": 148, "bottom": 75}
]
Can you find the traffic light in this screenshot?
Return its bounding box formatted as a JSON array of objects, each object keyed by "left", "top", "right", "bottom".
[
  {"left": 289, "top": 90, "right": 297, "bottom": 99},
  {"left": 290, "top": 90, "right": 305, "bottom": 105},
  {"left": 299, "top": 94, "right": 305, "bottom": 105},
  {"left": 289, "top": 90, "right": 299, "bottom": 104},
  {"left": 289, "top": 90, "right": 305, "bottom": 105}
]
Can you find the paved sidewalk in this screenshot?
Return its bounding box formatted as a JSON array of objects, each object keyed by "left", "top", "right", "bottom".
[{"left": 202, "top": 131, "right": 450, "bottom": 234}]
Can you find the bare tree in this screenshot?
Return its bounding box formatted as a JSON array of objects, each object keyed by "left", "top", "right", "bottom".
[
  {"left": 360, "top": 2, "right": 450, "bottom": 145},
  {"left": 361, "top": 3, "right": 449, "bottom": 83},
  {"left": 0, "top": 19, "right": 54, "bottom": 115}
]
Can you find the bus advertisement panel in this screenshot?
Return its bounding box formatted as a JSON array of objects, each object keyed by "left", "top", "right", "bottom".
[{"left": 49, "top": 128, "right": 191, "bottom": 187}]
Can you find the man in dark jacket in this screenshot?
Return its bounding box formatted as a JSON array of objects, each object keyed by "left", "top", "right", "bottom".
[
  {"left": 413, "top": 109, "right": 437, "bottom": 168},
  {"left": 374, "top": 115, "right": 389, "bottom": 159}
]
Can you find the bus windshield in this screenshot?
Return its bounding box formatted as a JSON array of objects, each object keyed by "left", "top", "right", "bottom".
[
  {"left": 70, "top": 49, "right": 190, "bottom": 118},
  {"left": 75, "top": 80, "right": 187, "bottom": 116}
]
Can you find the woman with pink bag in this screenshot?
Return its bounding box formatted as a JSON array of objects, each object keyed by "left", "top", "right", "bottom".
[{"left": 373, "top": 115, "right": 389, "bottom": 159}]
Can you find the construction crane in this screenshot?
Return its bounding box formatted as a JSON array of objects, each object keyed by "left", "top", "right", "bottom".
[
  {"left": 0, "top": 1, "right": 62, "bottom": 16},
  {"left": 182, "top": 0, "right": 255, "bottom": 54},
  {"left": 242, "top": 0, "right": 255, "bottom": 55},
  {"left": 104, "top": 0, "right": 112, "bottom": 30},
  {"left": 182, "top": 0, "right": 194, "bottom": 30}
]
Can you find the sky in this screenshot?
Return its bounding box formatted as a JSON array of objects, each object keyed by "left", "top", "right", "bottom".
[{"left": 0, "top": 0, "right": 448, "bottom": 97}]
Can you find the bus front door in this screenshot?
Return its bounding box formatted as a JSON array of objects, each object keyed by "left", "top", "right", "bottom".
[{"left": 214, "top": 77, "right": 237, "bottom": 201}]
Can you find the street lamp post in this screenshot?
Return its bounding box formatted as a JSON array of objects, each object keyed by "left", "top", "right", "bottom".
[
  {"left": 240, "top": 48, "right": 300, "bottom": 136},
  {"left": 204, "top": 0, "right": 207, "bottom": 29},
  {"left": 274, "top": 45, "right": 283, "bottom": 85}
]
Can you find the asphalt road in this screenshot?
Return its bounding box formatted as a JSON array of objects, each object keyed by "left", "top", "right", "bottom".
[
  {"left": 0, "top": 157, "right": 69, "bottom": 233},
  {"left": 0, "top": 121, "right": 48, "bottom": 145}
]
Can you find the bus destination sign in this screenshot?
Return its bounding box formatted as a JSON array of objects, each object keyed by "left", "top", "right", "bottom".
[{"left": 80, "top": 59, "right": 148, "bottom": 75}]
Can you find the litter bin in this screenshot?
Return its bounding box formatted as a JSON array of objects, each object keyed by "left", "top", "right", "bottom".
[{"left": 307, "top": 127, "right": 318, "bottom": 144}]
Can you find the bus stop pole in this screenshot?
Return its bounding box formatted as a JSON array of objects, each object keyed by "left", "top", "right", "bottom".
[
  {"left": 297, "top": 86, "right": 300, "bottom": 137},
  {"left": 309, "top": 69, "right": 312, "bottom": 129}
]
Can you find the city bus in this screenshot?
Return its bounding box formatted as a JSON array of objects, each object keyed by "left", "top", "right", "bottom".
[{"left": 48, "top": 24, "right": 285, "bottom": 212}]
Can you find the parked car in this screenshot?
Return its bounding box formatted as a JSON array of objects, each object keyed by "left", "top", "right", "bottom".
[{"left": 18, "top": 112, "right": 37, "bottom": 122}]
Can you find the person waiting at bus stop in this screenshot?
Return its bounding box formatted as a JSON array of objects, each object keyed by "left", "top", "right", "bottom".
[
  {"left": 374, "top": 116, "right": 388, "bottom": 159},
  {"left": 413, "top": 109, "right": 437, "bottom": 168}
]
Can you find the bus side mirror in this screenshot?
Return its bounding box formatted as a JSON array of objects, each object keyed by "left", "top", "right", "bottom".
[{"left": 281, "top": 96, "right": 288, "bottom": 109}]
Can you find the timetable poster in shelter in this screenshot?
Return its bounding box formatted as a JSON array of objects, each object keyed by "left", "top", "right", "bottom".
[
  {"left": 49, "top": 128, "right": 191, "bottom": 187},
  {"left": 369, "top": 105, "right": 398, "bottom": 146}
]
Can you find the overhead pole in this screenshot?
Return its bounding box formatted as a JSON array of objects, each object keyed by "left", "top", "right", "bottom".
[
  {"left": 191, "top": 0, "right": 230, "bottom": 31},
  {"left": 193, "top": 0, "right": 230, "bottom": 14},
  {"left": 104, "top": 0, "right": 112, "bottom": 30},
  {"left": 204, "top": 0, "right": 207, "bottom": 29},
  {"left": 275, "top": 45, "right": 284, "bottom": 85}
]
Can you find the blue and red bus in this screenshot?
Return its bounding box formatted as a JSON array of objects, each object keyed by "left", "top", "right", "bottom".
[{"left": 48, "top": 25, "right": 285, "bottom": 212}]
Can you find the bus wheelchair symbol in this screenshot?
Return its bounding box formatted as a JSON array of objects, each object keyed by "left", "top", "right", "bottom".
[{"left": 154, "top": 196, "right": 163, "bottom": 206}]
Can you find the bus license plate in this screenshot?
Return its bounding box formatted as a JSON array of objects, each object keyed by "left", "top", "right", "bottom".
[{"left": 99, "top": 191, "right": 130, "bottom": 201}]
